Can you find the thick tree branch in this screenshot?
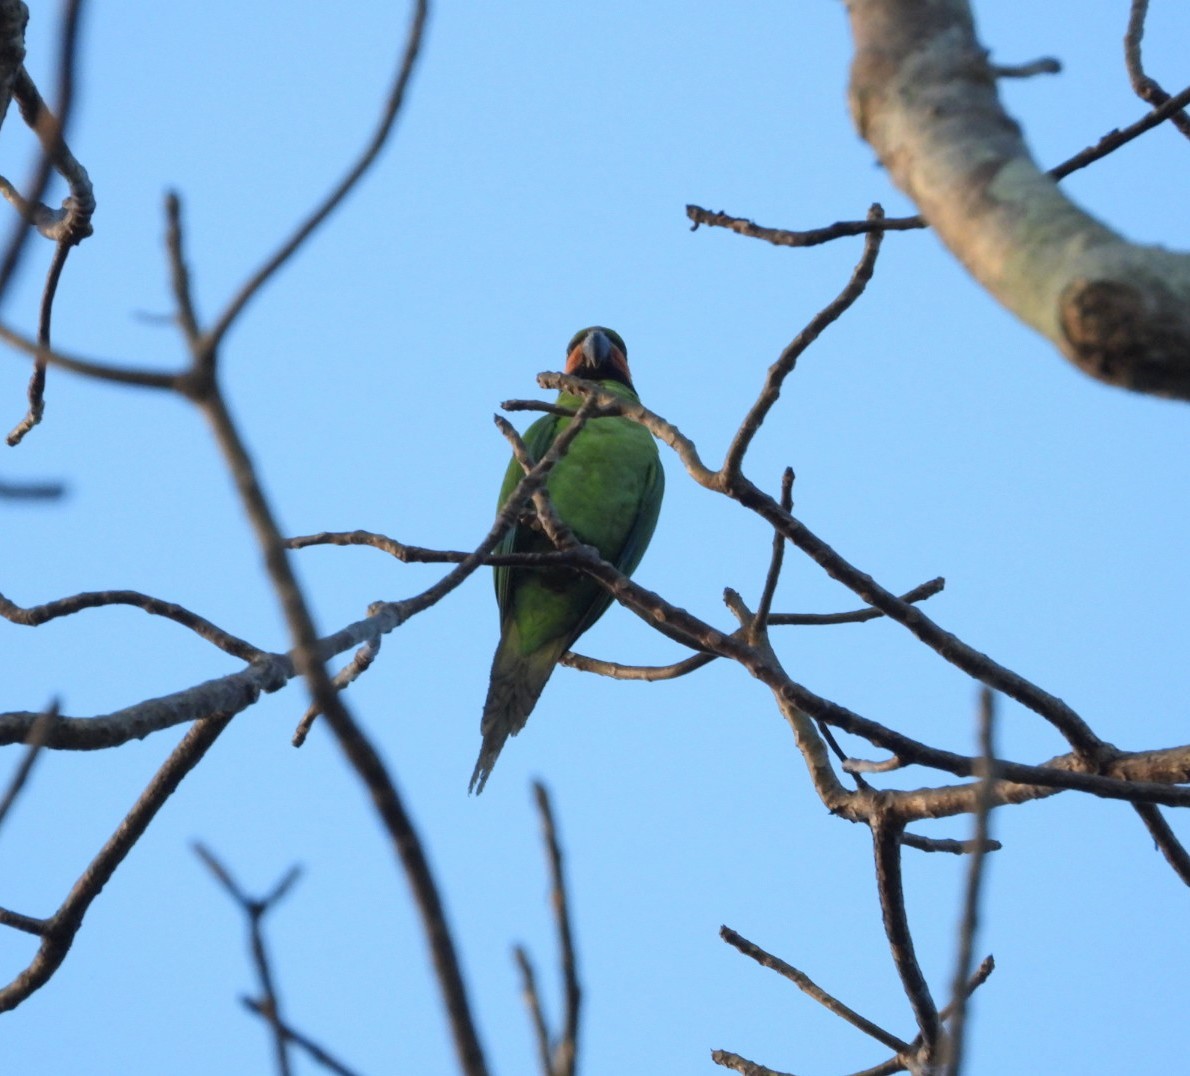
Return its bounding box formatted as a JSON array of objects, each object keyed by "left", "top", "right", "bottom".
[{"left": 845, "top": 0, "right": 1190, "bottom": 399}]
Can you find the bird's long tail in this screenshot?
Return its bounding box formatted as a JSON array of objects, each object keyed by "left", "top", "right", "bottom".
[{"left": 470, "top": 633, "right": 566, "bottom": 794}]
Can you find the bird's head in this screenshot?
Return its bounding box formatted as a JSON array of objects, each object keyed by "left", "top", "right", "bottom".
[{"left": 564, "top": 326, "right": 633, "bottom": 389}]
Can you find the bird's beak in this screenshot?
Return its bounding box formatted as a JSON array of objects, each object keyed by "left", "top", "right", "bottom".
[{"left": 579, "top": 329, "right": 612, "bottom": 370}]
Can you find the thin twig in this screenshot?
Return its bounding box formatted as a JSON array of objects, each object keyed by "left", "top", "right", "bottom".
[
  {"left": 241, "top": 997, "right": 366, "bottom": 1076},
  {"left": 154, "top": 10, "right": 485, "bottom": 1066},
  {"left": 0, "top": 703, "right": 236, "bottom": 1011},
  {"left": 0, "top": 319, "right": 180, "bottom": 387},
  {"left": 513, "top": 947, "right": 554, "bottom": 1076},
  {"left": 721, "top": 205, "right": 884, "bottom": 483},
  {"left": 1124, "top": 0, "right": 1190, "bottom": 139},
  {"left": 194, "top": 845, "right": 301, "bottom": 1076},
  {"left": 730, "top": 479, "right": 1107, "bottom": 759},
  {"left": 872, "top": 818, "right": 940, "bottom": 1051},
  {"left": 0, "top": 476, "right": 64, "bottom": 499},
  {"left": 0, "top": 0, "right": 91, "bottom": 303},
  {"left": 988, "top": 56, "right": 1061, "bottom": 78},
  {"left": 285, "top": 527, "right": 614, "bottom": 572},
  {"left": 901, "top": 832, "right": 1001, "bottom": 857},
  {"left": 0, "top": 587, "right": 263, "bottom": 661},
  {"left": 770, "top": 577, "right": 944, "bottom": 625},
  {"left": 689, "top": 82, "right": 1190, "bottom": 248},
  {"left": 686, "top": 203, "right": 921, "bottom": 248},
  {"left": 559, "top": 649, "right": 716, "bottom": 680},
  {"left": 293, "top": 637, "right": 382, "bottom": 747},
  {"left": 3, "top": 0, "right": 92, "bottom": 444},
  {"left": 710, "top": 1051, "right": 798, "bottom": 1076},
  {"left": 1132, "top": 801, "right": 1190, "bottom": 886},
  {"left": 561, "top": 577, "right": 945, "bottom": 681},
  {"left": 1051, "top": 81, "right": 1190, "bottom": 179},
  {"left": 0, "top": 704, "right": 56, "bottom": 830},
  {"left": 815, "top": 718, "right": 870, "bottom": 791},
  {"left": 165, "top": 191, "right": 201, "bottom": 346},
  {"left": 753, "top": 468, "right": 793, "bottom": 636},
  {"left": 942, "top": 690, "right": 996, "bottom": 1075},
  {"left": 846, "top": 958, "right": 996, "bottom": 1076},
  {"left": 204, "top": 0, "right": 429, "bottom": 356},
  {"left": 721, "top": 926, "right": 911, "bottom": 1054},
  {"left": 6, "top": 237, "right": 69, "bottom": 445},
  {"left": 845, "top": 755, "right": 905, "bottom": 775},
  {"left": 534, "top": 782, "right": 580, "bottom": 1076}
]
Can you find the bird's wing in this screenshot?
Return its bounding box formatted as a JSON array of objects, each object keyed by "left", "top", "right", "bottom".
[
  {"left": 614, "top": 454, "right": 665, "bottom": 580},
  {"left": 564, "top": 452, "right": 665, "bottom": 647}
]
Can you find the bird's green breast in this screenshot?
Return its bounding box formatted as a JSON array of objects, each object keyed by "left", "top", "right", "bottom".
[
  {"left": 494, "top": 381, "right": 663, "bottom": 657},
  {"left": 544, "top": 412, "right": 657, "bottom": 556}
]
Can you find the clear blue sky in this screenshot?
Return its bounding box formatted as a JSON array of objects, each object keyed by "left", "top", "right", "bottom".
[{"left": 2, "top": 3, "right": 1187, "bottom": 1073}]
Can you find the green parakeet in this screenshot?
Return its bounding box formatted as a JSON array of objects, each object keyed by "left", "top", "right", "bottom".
[{"left": 470, "top": 327, "right": 664, "bottom": 793}]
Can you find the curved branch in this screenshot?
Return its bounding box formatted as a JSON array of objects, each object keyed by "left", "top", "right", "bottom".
[
  {"left": 560, "top": 577, "right": 946, "bottom": 681},
  {"left": 872, "top": 818, "right": 940, "bottom": 1051},
  {"left": 846, "top": 0, "right": 1190, "bottom": 399},
  {"left": 722, "top": 207, "right": 884, "bottom": 483},
  {"left": 1125, "top": 0, "right": 1190, "bottom": 140},
  {"left": 0, "top": 587, "right": 262, "bottom": 661},
  {"left": 204, "top": 0, "right": 429, "bottom": 356}
]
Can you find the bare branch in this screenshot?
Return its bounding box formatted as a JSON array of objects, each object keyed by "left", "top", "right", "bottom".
[
  {"left": 6, "top": 237, "right": 68, "bottom": 445},
  {"left": 721, "top": 926, "right": 911, "bottom": 1054},
  {"left": 753, "top": 467, "right": 793, "bottom": 636},
  {"left": 901, "top": 832, "right": 1001, "bottom": 856},
  {"left": 688, "top": 78, "right": 1190, "bottom": 255},
  {"left": 1124, "top": 0, "right": 1190, "bottom": 139},
  {"left": 3, "top": 1, "right": 93, "bottom": 445},
  {"left": 1049, "top": 82, "right": 1190, "bottom": 180},
  {"left": 0, "top": 0, "right": 25, "bottom": 135},
  {"left": 1, "top": 61, "right": 94, "bottom": 246},
  {"left": 513, "top": 947, "right": 554, "bottom": 1076},
  {"left": 286, "top": 527, "right": 613, "bottom": 573},
  {"left": 194, "top": 845, "right": 301, "bottom": 1076},
  {"left": 0, "top": 319, "right": 181, "bottom": 387},
  {"left": 196, "top": 312, "right": 490, "bottom": 1076},
  {"left": 0, "top": 0, "right": 91, "bottom": 300},
  {"left": 686, "top": 202, "right": 920, "bottom": 248},
  {"left": 241, "top": 997, "right": 366, "bottom": 1076},
  {"left": 710, "top": 1050, "right": 798, "bottom": 1076},
  {"left": 1131, "top": 802, "right": 1190, "bottom": 886},
  {"left": 849, "top": 958, "right": 996, "bottom": 1076},
  {"left": 721, "top": 205, "right": 884, "bottom": 484},
  {"left": 0, "top": 587, "right": 263, "bottom": 661},
  {"left": 988, "top": 56, "right": 1061, "bottom": 79},
  {"left": 769, "top": 577, "right": 945, "bottom": 626},
  {"left": 0, "top": 704, "right": 55, "bottom": 830},
  {"left": 560, "top": 649, "right": 716, "bottom": 681},
  {"left": 872, "top": 818, "right": 940, "bottom": 1051},
  {"left": 941, "top": 690, "right": 997, "bottom": 1075},
  {"left": 561, "top": 577, "right": 945, "bottom": 681},
  {"left": 0, "top": 475, "right": 64, "bottom": 499},
  {"left": 204, "top": 0, "right": 429, "bottom": 357},
  {"left": 292, "top": 637, "right": 381, "bottom": 747},
  {"left": 846, "top": 0, "right": 1190, "bottom": 399},
  {"left": 536, "top": 372, "right": 719, "bottom": 488},
  {"left": 165, "top": 191, "right": 201, "bottom": 346},
  {"left": 730, "top": 480, "right": 1107, "bottom": 758},
  {"left": 533, "top": 782, "right": 580, "bottom": 1076},
  {"left": 0, "top": 702, "right": 235, "bottom": 1011}
]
